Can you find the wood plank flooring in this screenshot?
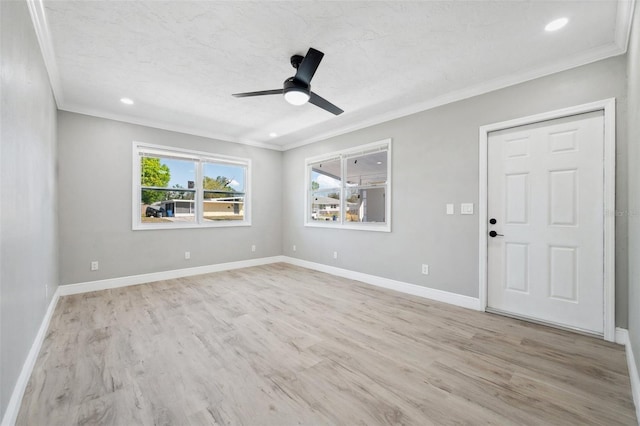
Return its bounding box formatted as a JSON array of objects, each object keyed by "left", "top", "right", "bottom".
[{"left": 17, "top": 263, "right": 637, "bottom": 425}]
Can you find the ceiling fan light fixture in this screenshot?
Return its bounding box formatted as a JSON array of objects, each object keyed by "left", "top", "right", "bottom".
[
  {"left": 283, "top": 77, "right": 310, "bottom": 106},
  {"left": 284, "top": 88, "right": 310, "bottom": 106}
]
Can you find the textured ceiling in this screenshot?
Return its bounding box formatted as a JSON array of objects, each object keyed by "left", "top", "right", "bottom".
[{"left": 32, "top": 1, "right": 633, "bottom": 150}]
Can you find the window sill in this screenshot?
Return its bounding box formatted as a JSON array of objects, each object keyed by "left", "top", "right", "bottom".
[
  {"left": 133, "top": 220, "right": 251, "bottom": 231},
  {"left": 304, "top": 221, "right": 391, "bottom": 232}
]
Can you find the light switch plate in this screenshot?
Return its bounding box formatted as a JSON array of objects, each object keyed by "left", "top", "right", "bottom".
[
  {"left": 446, "top": 204, "right": 454, "bottom": 215},
  {"left": 460, "top": 203, "right": 474, "bottom": 215}
]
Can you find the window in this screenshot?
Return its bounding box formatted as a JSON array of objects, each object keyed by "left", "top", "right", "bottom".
[
  {"left": 133, "top": 143, "right": 250, "bottom": 230},
  {"left": 306, "top": 139, "right": 391, "bottom": 231}
]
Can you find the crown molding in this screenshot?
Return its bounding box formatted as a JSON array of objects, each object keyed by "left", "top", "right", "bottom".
[
  {"left": 26, "top": 0, "right": 64, "bottom": 107},
  {"left": 27, "top": 0, "right": 280, "bottom": 151},
  {"left": 615, "top": 0, "right": 637, "bottom": 52},
  {"left": 60, "top": 104, "right": 284, "bottom": 151},
  {"left": 280, "top": 41, "right": 627, "bottom": 151},
  {"left": 28, "top": 0, "right": 634, "bottom": 153}
]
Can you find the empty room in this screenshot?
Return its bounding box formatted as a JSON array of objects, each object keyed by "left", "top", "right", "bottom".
[{"left": 2, "top": 0, "right": 640, "bottom": 424}]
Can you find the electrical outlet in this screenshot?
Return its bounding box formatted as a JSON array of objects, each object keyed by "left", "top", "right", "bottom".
[
  {"left": 184, "top": 251, "right": 191, "bottom": 260},
  {"left": 251, "top": 245, "right": 256, "bottom": 252},
  {"left": 293, "top": 245, "right": 297, "bottom": 252},
  {"left": 422, "top": 264, "right": 429, "bottom": 275},
  {"left": 333, "top": 251, "right": 338, "bottom": 259},
  {"left": 446, "top": 204, "right": 454, "bottom": 215},
  {"left": 91, "top": 261, "right": 99, "bottom": 271}
]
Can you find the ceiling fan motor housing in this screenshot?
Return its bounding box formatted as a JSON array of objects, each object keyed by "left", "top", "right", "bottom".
[
  {"left": 290, "top": 54, "right": 304, "bottom": 69},
  {"left": 283, "top": 77, "right": 310, "bottom": 105},
  {"left": 284, "top": 77, "right": 310, "bottom": 93}
]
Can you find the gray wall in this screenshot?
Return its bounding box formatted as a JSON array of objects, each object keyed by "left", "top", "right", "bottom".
[
  {"left": 282, "top": 55, "right": 629, "bottom": 327},
  {"left": 0, "top": 0, "right": 58, "bottom": 419},
  {"left": 626, "top": 2, "right": 640, "bottom": 382},
  {"left": 57, "top": 112, "right": 282, "bottom": 285}
]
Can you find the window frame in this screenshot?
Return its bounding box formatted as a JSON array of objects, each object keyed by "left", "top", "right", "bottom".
[
  {"left": 305, "top": 139, "right": 391, "bottom": 232},
  {"left": 132, "top": 142, "right": 251, "bottom": 230}
]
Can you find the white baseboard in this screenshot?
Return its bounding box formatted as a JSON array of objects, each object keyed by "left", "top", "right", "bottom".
[
  {"left": 617, "top": 328, "right": 640, "bottom": 424},
  {"left": 6, "top": 257, "right": 635, "bottom": 425},
  {"left": 2, "top": 256, "right": 478, "bottom": 425},
  {"left": 282, "top": 256, "right": 482, "bottom": 311},
  {"left": 58, "top": 256, "right": 287, "bottom": 296},
  {"left": 58, "top": 256, "right": 481, "bottom": 312},
  {"left": 616, "top": 327, "right": 630, "bottom": 345},
  {"left": 1, "top": 288, "right": 61, "bottom": 426},
  {"left": 615, "top": 328, "right": 640, "bottom": 424},
  {"left": 629, "top": 343, "right": 640, "bottom": 425}
]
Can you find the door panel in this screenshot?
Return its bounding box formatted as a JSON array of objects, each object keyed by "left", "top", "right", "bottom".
[
  {"left": 505, "top": 243, "right": 529, "bottom": 293},
  {"left": 487, "top": 111, "right": 604, "bottom": 334},
  {"left": 549, "top": 169, "right": 578, "bottom": 226},
  {"left": 549, "top": 246, "right": 578, "bottom": 301},
  {"left": 505, "top": 173, "right": 529, "bottom": 224}
]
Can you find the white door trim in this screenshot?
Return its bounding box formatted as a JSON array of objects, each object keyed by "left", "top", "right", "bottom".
[{"left": 478, "top": 98, "right": 616, "bottom": 341}]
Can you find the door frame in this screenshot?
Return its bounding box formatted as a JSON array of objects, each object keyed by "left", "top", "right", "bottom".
[{"left": 478, "top": 98, "right": 616, "bottom": 341}]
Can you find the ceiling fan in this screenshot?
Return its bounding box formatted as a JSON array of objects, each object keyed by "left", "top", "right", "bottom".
[{"left": 232, "top": 47, "right": 344, "bottom": 115}]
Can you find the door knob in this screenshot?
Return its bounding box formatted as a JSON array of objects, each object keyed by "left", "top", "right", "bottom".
[
  {"left": 489, "top": 218, "right": 497, "bottom": 224},
  {"left": 489, "top": 230, "right": 504, "bottom": 237}
]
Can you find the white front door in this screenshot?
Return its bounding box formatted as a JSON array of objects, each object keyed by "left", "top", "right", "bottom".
[{"left": 487, "top": 111, "right": 605, "bottom": 334}]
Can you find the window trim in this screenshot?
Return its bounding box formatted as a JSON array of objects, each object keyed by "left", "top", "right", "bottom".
[
  {"left": 132, "top": 142, "right": 251, "bottom": 230},
  {"left": 304, "top": 139, "right": 391, "bottom": 232}
]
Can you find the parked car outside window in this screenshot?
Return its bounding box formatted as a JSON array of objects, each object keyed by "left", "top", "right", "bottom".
[{"left": 145, "top": 206, "right": 166, "bottom": 218}]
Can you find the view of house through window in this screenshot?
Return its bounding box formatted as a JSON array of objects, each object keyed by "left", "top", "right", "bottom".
[
  {"left": 140, "top": 155, "right": 197, "bottom": 223},
  {"left": 310, "top": 157, "right": 342, "bottom": 222},
  {"left": 307, "top": 140, "right": 391, "bottom": 231},
  {"left": 344, "top": 150, "right": 387, "bottom": 223},
  {"left": 202, "top": 162, "right": 246, "bottom": 221},
  {"left": 134, "top": 144, "right": 249, "bottom": 229}
]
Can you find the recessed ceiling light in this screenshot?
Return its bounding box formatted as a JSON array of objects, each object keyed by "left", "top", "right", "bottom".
[
  {"left": 269, "top": 132, "right": 278, "bottom": 138},
  {"left": 545, "top": 17, "right": 568, "bottom": 32},
  {"left": 120, "top": 97, "right": 134, "bottom": 105},
  {"left": 376, "top": 161, "right": 382, "bottom": 165}
]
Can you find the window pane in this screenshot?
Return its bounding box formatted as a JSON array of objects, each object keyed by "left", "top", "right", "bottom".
[
  {"left": 140, "top": 190, "right": 196, "bottom": 223},
  {"left": 345, "top": 151, "right": 387, "bottom": 187},
  {"left": 310, "top": 158, "right": 342, "bottom": 191},
  {"left": 141, "top": 156, "right": 196, "bottom": 190},
  {"left": 203, "top": 193, "right": 245, "bottom": 221},
  {"left": 345, "top": 187, "right": 386, "bottom": 223},
  {"left": 203, "top": 162, "right": 245, "bottom": 193},
  {"left": 202, "top": 162, "right": 246, "bottom": 221},
  {"left": 310, "top": 190, "right": 341, "bottom": 222},
  {"left": 141, "top": 156, "right": 196, "bottom": 223}
]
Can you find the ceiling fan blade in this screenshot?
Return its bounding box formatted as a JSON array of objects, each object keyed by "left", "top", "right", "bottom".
[
  {"left": 232, "top": 89, "right": 283, "bottom": 98},
  {"left": 309, "top": 92, "right": 343, "bottom": 115},
  {"left": 295, "top": 48, "right": 324, "bottom": 85}
]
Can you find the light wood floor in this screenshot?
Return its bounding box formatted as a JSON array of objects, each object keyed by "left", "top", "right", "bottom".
[{"left": 17, "top": 263, "right": 637, "bottom": 425}]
